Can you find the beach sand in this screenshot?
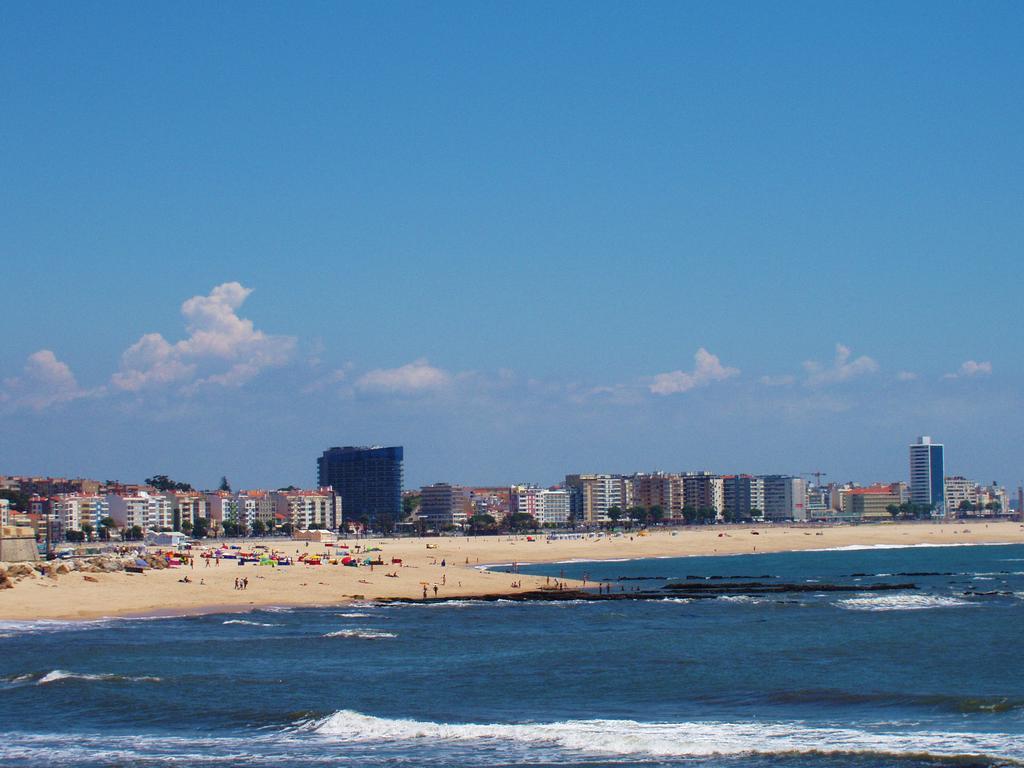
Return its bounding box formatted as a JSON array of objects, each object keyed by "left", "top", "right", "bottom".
[{"left": 1, "top": 520, "right": 1022, "bottom": 621}]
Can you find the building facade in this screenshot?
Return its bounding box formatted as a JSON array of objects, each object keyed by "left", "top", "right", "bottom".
[
  {"left": 842, "top": 485, "right": 903, "bottom": 522},
  {"left": 510, "top": 486, "right": 571, "bottom": 525},
  {"left": 723, "top": 475, "right": 765, "bottom": 520},
  {"left": 761, "top": 476, "right": 808, "bottom": 521},
  {"left": 106, "top": 492, "right": 173, "bottom": 532},
  {"left": 683, "top": 473, "right": 725, "bottom": 517},
  {"left": 317, "top": 446, "right": 404, "bottom": 528},
  {"left": 631, "top": 473, "right": 683, "bottom": 520},
  {"left": 910, "top": 436, "right": 945, "bottom": 516},
  {"left": 271, "top": 489, "right": 338, "bottom": 530},
  {"left": 419, "top": 483, "right": 471, "bottom": 529},
  {"left": 564, "top": 474, "right": 628, "bottom": 525}
]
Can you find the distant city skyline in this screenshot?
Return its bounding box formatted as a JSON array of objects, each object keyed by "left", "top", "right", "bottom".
[{"left": 2, "top": 3, "right": 1021, "bottom": 489}]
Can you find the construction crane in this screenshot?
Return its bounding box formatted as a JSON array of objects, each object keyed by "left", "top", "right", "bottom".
[{"left": 802, "top": 471, "right": 828, "bottom": 487}]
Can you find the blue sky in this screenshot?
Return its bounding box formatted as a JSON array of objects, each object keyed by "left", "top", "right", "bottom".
[{"left": 1, "top": 2, "right": 1021, "bottom": 490}]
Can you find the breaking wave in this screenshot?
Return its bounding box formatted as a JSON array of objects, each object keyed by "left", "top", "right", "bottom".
[
  {"left": 837, "top": 594, "right": 976, "bottom": 611},
  {"left": 300, "top": 709, "right": 1024, "bottom": 762},
  {"left": 36, "top": 669, "right": 162, "bottom": 685},
  {"left": 323, "top": 629, "right": 396, "bottom": 639},
  {"left": 222, "top": 619, "right": 280, "bottom": 627}
]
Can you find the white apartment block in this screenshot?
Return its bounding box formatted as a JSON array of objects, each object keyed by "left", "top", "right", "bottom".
[
  {"left": 235, "top": 491, "right": 276, "bottom": 529},
  {"left": 0, "top": 498, "right": 9, "bottom": 526},
  {"left": 510, "top": 486, "right": 571, "bottom": 525},
  {"left": 271, "top": 489, "right": 337, "bottom": 530},
  {"left": 106, "top": 492, "right": 173, "bottom": 532},
  {"left": 565, "top": 474, "right": 628, "bottom": 524},
  {"left": 944, "top": 476, "right": 975, "bottom": 513},
  {"left": 51, "top": 494, "right": 109, "bottom": 535}
]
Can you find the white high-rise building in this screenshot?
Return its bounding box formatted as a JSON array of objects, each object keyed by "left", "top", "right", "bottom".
[
  {"left": 910, "top": 436, "right": 945, "bottom": 516},
  {"left": 106, "top": 492, "right": 173, "bottom": 532},
  {"left": 510, "top": 486, "right": 571, "bottom": 525},
  {"left": 564, "top": 474, "right": 627, "bottom": 524},
  {"left": 51, "top": 494, "right": 109, "bottom": 537}
]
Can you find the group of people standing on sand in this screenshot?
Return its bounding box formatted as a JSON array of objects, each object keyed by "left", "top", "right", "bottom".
[{"left": 234, "top": 577, "right": 248, "bottom": 590}]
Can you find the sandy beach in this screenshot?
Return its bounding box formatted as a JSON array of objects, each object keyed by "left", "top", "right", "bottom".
[{"left": 1, "top": 520, "right": 1022, "bottom": 622}]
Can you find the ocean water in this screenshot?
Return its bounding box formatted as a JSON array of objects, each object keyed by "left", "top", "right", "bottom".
[{"left": 1, "top": 542, "right": 1023, "bottom": 767}]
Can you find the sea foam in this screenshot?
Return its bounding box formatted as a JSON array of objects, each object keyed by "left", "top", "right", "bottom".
[
  {"left": 322, "top": 629, "right": 396, "bottom": 639},
  {"left": 36, "top": 670, "right": 162, "bottom": 685},
  {"left": 837, "top": 594, "right": 975, "bottom": 611},
  {"left": 303, "top": 709, "right": 1024, "bottom": 761}
]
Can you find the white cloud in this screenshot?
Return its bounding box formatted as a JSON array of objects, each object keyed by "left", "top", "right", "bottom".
[
  {"left": 896, "top": 371, "right": 918, "bottom": 382},
  {"left": 649, "top": 348, "right": 739, "bottom": 395},
  {"left": 803, "top": 343, "right": 878, "bottom": 387},
  {"left": 2, "top": 350, "right": 92, "bottom": 411},
  {"left": 356, "top": 359, "right": 452, "bottom": 394},
  {"left": 111, "top": 282, "right": 295, "bottom": 392},
  {"left": 760, "top": 374, "right": 796, "bottom": 387},
  {"left": 943, "top": 360, "right": 992, "bottom": 379}
]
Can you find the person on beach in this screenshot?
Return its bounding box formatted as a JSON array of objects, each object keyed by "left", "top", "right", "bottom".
[{"left": 433, "top": 584, "right": 439, "bottom": 597}]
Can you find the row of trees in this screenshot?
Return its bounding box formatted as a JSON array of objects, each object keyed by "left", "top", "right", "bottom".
[
  {"left": 456, "top": 504, "right": 769, "bottom": 534},
  {"left": 885, "top": 502, "right": 936, "bottom": 520}
]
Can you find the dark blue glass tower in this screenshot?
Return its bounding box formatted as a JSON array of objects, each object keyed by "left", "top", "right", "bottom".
[{"left": 317, "top": 446, "right": 404, "bottom": 529}]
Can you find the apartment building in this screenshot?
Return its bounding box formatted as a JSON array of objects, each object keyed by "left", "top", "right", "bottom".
[
  {"left": 166, "top": 491, "right": 208, "bottom": 530},
  {"left": 419, "top": 483, "right": 472, "bottom": 528},
  {"left": 723, "top": 475, "right": 765, "bottom": 520},
  {"left": 106, "top": 492, "right": 173, "bottom": 531},
  {"left": 761, "top": 476, "right": 808, "bottom": 521},
  {"left": 271, "top": 488, "right": 338, "bottom": 530},
  {"left": 51, "top": 494, "right": 109, "bottom": 536},
  {"left": 564, "top": 474, "right": 628, "bottom": 524},
  {"left": 683, "top": 473, "right": 725, "bottom": 517},
  {"left": 631, "top": 473, "right": 683, "bottom": 520},
  {"left": 510, "top": 486, "right": 571, "bottom": 525}
]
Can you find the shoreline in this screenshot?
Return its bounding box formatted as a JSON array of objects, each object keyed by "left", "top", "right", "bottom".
[{"left": 1, "top": 521, "right": 1021, "bottom": 623}]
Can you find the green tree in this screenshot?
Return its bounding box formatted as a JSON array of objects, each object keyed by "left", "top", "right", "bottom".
[
  {"left": 508, "top": 512, "right": 537, "bottom": 531},
  {"left": 606, "top": 506, "right": 623, "bottom": 529},
  {"left": 469, "top": 513, "right": 497, "bottom": 533},
  {"left": 649, "top": 506, "right": 665, "bottom": 525},
  {"left": 251, "top": 520, "right": 267, "bottom": 536},
  {"left": 181, "top": 519, "right": 194, "bottom": 535},
  {"left": 682, "top": 506, "right": 698, "bottom": 525},
  {"left": 280, "top": 521, "right": 293, "bottom": 535},
  {"left": 145, "top": 475, "right": 194, "bottom": 492},
  {"left": 81, "top": 523, "right": 94, "bottom": 541},
  {"left": 0, "top": 489, "right": 31, "bottom": 512},
  {"left": 98, "top": 516, "right": 117, "bottom": 541},
  {"left": 402, "top": 494, "right": 421, "bottom": 518},
  {"left": 219, "top": 476, "right": 232, "bottom": 492},
  {"left": 191, "top": 517, "right": 209, "bottom": 538},
  {"left": 627, "top": 506, "right": 649, "bottom": 526}
]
